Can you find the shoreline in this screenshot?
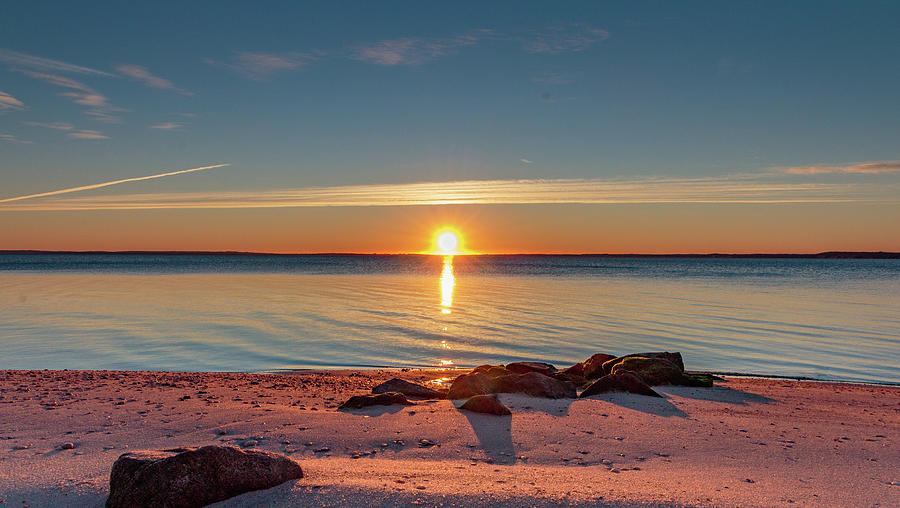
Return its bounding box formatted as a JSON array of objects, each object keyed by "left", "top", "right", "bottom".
[{"left": 1, "top": 368, "right": 897, "bottom": 507}]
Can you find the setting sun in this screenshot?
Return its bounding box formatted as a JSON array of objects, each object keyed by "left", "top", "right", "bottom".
[{"left": 433, "top": 230, "right": 462, "bottom": 255}]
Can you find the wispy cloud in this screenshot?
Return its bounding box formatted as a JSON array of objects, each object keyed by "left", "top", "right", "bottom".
[
  {"left": 0, "top": 91, "right": 27, "bottom": 112},
  {"left": 13, "top": 69, "right": 125, "bottom": 123},
  {"left": 773, "top": 161, "right": 900, "bottom": 175},
  {"left": 205, "top": 51, "right": 320, "bottom": 80},
  {"left": 3, "top": 174, "right": 896, "bottom": 211},
  {"left": 67, "top": 129, "right": 109, "bottom": 140},
  {"left": 523, "top": 25, "right": 609, "bottom": 54},
  {"left": 0, "top": 164, "right": 230, "bottom": 204},
  {"left": 0, "top": 133, "right": 33, "bottom": 144},
  {"left": 520, "top": 158, "right": 533, "bottom": 164},
  {"left": 0, "top": 49, "right": 112, "bottom": 76},
  {"left": 24, "top": 121, "right": 74, "bottom": 130},
  {"left": 352, "top": 32, "right": 483, "bottom": 66},
  {"left": 116, "top": 65, "right": 193, "bottom": 95},
  {"left": 149, "top": 122, "right": 184, "bottom": 130}
]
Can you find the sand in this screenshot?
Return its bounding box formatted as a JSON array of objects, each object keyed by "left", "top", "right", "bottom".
[{"left": 0, "top": 369, "right": 897, "bottom": 507}]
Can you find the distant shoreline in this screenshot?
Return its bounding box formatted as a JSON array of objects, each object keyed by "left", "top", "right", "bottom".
[{"left": 2, "top": 250, "right": 899, "bottom": 259}]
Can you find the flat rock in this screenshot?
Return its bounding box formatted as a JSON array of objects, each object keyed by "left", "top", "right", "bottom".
[
  {"left": 493, "top": 372, "right": 576, "bottom": 399},
  {"left": 448, "top": 372, "right": 495, "bottom": 399},
  {"left": 106, "top": 445, "right": 302, "bottom": 508},
  {"left": 505, "top": 361, "right": 557, "bottom": 376},
  {"left": 338, "top": 392, "right": 414, "bottom": 410},
  {"left": 458, "top": 394, "right": 511, "bottom": 415},
  {"left": 372, "top": 378, "right": 445, "bottom": 399},
  {"left": 579, "top": 371, "right": 662, "bottom": 398}
]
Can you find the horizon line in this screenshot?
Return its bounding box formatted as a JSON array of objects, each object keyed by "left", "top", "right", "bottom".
[{"left": 1, "top": 249, "right": 898, "bottom": 259}]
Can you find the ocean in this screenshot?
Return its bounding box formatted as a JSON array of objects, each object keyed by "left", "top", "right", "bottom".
[{"left": 1, "top": 254, "right": 898, "bottom": 383}]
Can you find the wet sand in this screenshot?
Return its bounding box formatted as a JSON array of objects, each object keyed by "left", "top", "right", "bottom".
[{"left": 0, "top": 369, "right": 897, "bottom": 507}]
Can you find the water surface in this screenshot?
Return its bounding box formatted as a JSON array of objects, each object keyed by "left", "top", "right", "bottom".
[{"left": 1, "top": 254, "right": 898, "bottom": 383}]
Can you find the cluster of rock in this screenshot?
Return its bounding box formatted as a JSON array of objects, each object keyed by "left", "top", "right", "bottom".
[{"left": 339, "top": 351, "right": 719, "bottom": 415}]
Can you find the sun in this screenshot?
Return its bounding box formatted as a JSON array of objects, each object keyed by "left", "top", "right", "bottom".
[
  {"left": 434, "top": 230, "right": 460, "bottom": 255},
  {"left": 437, "top": 231, "right": 459, "bottom": 254}
]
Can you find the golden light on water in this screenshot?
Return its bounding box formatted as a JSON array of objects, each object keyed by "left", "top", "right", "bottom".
[{"left": 440, "top": 255, "right": 455, "bottom": 314}]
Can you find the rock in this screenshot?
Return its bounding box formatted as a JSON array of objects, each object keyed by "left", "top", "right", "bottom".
[
  {"left": 458, "top": 394, "right": 511, "bottom": 415},
  {"left": 581, "top": 353, "right": 618, "bottom": 379},
  {"left": 338, "top": 392, "right": 414, "bottom": 410},
  {"left": 106, "top": 445, "right": 302, "bottom": 508},
  {"left": 505, "top": 362, "right": 557, "bottom": 377},
  {"left": 493, "top": 372, "right": 576, "bottom": 399},
  {"left": 560, "top": 362, "right": 585, "bottom": 378},
  {"left": 372, "top": 378, "right": 445, "bottom": 399},
  {"left": 554, "top": 370, "right": 588, "bottom": 389},
  {"left": 448, "top": 372, "right": 495, "bottom": 399},
  {"left": 60, "top": 442, "right": 76, "bottom": 450},
  {"left": 610, "top": 357, "right": 711, "bottom": 387},
  {"left": 602, "top": 352, "right": 685, "bottom": 376},
  {"left": 579, "top": 372, "right": 662, "bottom": 398},
  {"left": 472, "top": 365, "right": 510, "bottom": 378}
]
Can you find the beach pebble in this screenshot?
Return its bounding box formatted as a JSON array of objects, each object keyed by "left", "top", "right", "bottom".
[
  {"left": 418, "top": 439, "right": 436, "bottom": 448},
  {"left": 59, "top": 442, "right": 75, "bottom": 450}
]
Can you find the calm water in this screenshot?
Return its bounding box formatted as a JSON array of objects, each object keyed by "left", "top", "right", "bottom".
[{"left": 1, "top": 254, "right": 898, "bottom": 383}]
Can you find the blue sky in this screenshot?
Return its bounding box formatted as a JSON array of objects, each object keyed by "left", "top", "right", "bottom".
[{"left": 1, "top": 1, "right": 899, "bottom": 252}]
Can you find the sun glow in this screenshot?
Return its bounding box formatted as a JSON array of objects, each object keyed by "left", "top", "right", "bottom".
[{"left": 436, "top": 230, "right": 459, "bottom": 254}]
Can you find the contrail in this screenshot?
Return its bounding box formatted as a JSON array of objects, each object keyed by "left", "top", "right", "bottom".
[{"left": 0, "top": 163, "right": 230, "bottom": 203}]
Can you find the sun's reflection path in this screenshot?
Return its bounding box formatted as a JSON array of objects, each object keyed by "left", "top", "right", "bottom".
[
  {"left": 438, "top": 255, "right": 456, "bottom": 369},
  {"left": 440, "top": 255, "right": 455, "bottom": 314}
]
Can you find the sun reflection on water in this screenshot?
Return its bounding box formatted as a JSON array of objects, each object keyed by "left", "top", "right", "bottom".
[{"left": 440, "top": 255, "right": 455, "bottom": 314}]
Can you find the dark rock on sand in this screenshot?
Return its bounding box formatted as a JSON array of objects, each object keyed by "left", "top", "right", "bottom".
[
  {"left": 579, "top": 372, "right": 662, "bottom": 398},
  {"left": 610, "top": 357, "right": 712, "bottom": 387},
  {"left": 602, "top": 352, "right": 685, "bottom": 376},
  {"left": 448, "top": 372, "right": 495, "bottom": 399},
  {"left": 472, "top": 365, "right": 511, "bottom": 378},
  {"left": 505, "top": 361, "right": 557, "bottom": 377},
  {"left": 493, "top": 372, "right": 576, "bottom": 399},
  {"left": 338, "top": 392, "right": 414, "bottom": 410},
  {"left": 581, "top": 353, "right": 618, "bottom": 379},
  {"left": 459, "top": 394, "right": 511, "bottom": 415},
  {"left": 372, "top": 378, "right": 445, "bottom": 399},
  {"left": 106, "top": 445, "right": 302, "bottom": 508}
]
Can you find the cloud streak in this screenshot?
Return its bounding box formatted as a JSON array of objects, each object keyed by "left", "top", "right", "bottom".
[
  {"left": 0, "top": 164, "right": 230, "bottom": 204},
  {"left": 0, "top": 133, "right": 33, "bottom": 144},
  {"left": 116, "top": 65, "right": 193, "bottom": 95},
  {"left": 0, "top": 91, "right": 27, "bottom": 112},
  {"left": 205, "top": 51, "right": 320, "bottom": 80},
  {"left": 2, "top": 174, "right": 896, "bottom": 211},
  {"left": 774, "top": 161, "right": 900, "bottom": 174},
  {"left": 352, "top": 32, "right": 482, "bottom": 66},
  {"left": 0, "top": 49, "right": 112, "bottom": 76},
  {"left": 13, "top": 68, "right": 125, "bottom": 123}
]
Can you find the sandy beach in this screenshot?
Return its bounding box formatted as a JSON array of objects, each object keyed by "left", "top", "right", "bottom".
[{"left": 1, "top": 369, "right": 897, "bottom": 507}]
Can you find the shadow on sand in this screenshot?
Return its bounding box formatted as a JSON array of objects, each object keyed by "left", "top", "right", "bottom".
[
  {"left": 459, "top": 410, "right": 516, "bottom": 465},
  {"left": 577, "top": 392, "right": 689, "bottom": 418},
  {"left": 336, "top": 404, "right": 409, "bottom": 417},
  {"left": 655, "top": 385, "right": 776, "bottom": 405}
]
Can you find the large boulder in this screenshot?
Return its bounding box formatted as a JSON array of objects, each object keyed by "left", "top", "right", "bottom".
[
  {"left": 372, "top": 378, "right": 445, "bottom": 399},
  {"left": 610, "top": 357, "right": 711, "bottom": 387},
  {"left": 106, "top": 445, "right": 302, "bottom": 508},
  {"left": 581, "top": 353, "right": 618, "bottom": 379},
  {"left": 505, "top": 361, "right": 557, "bottom": 377},
  {"left": 602, "top": 352, "right": 685, "bottom": 376},
  {"left": 493, "top": 372, "right": 576, "bottom": 399},
  {"left": 458, "top": 394, "right": 511, "bottom": 415},
  {"left": 472, "top": 365, "right": 511, "bottom": 378},
  {"left": 579, "top": 371, "right": 662, "bottom": 398},
  {"left": 448, "top": 372, "right": 495, "bottom": 399},
  {"left": 338, "top": 392, "right": 414, "bottom": 410}
]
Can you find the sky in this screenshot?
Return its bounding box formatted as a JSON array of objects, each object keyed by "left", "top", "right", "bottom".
[{"left": 1, "top": 0, "right": 899, "bottom": 253}]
